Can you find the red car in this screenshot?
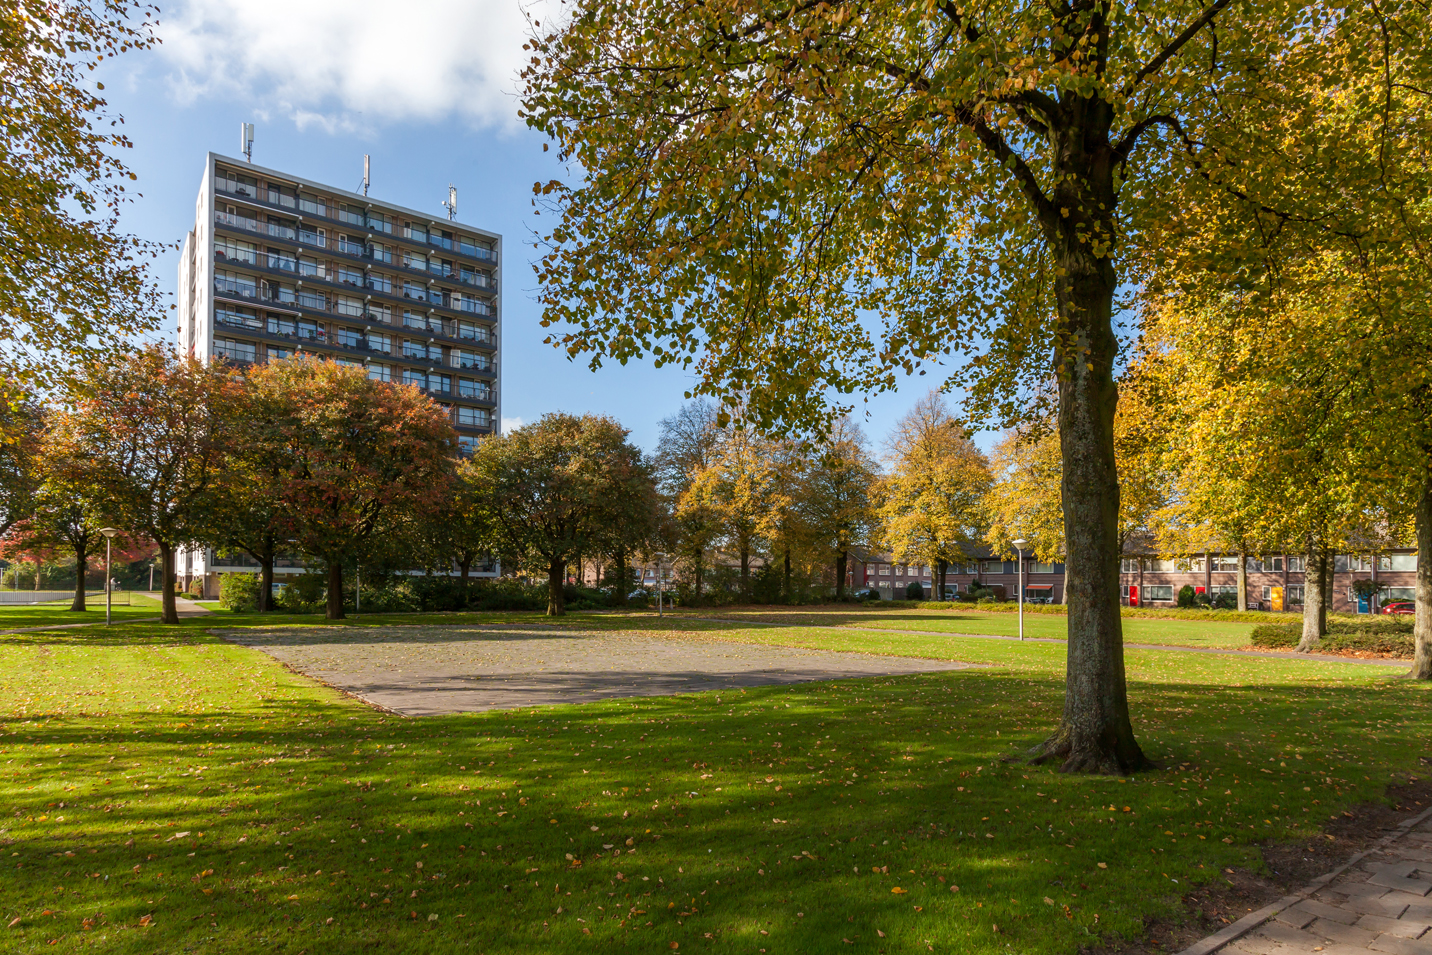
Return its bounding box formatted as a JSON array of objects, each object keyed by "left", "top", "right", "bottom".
[{"left": 1380, "top": 601, "right": 1415, "bottom": 615}]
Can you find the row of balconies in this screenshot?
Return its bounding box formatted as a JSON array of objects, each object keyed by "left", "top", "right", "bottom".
[
  {"left": 213, "top": 277, "right": 496, "bottom": 349},
  {"left": 215, "top": 175, "right": 498, "bottom": 265},
  {"left": 214, "top": 211, "right": 495, "bottom": 292}
]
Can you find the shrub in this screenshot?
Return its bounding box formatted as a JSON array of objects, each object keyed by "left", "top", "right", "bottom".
[
  {"left": 279, "top": 572, "right": 327, "bottom": 613},
  {"left": 1249, "top": 620, "right": 1414, "bottom": 657},
  {"left": 219, "top": 573, "right": 262, "bottom": 613},
  {"left": 1177, "top": 585, "right": 1196, "bottom": 608},
  {"left": 906, "top": 581, "right": 925, "bottom": 601}
]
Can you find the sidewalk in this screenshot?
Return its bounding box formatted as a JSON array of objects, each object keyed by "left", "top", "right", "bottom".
[{"left": 1179, "top": 806, "right": 1432, "bottom": 955}]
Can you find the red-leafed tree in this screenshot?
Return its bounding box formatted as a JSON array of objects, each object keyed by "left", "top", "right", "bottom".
[
  {"left": 52, "top": 347, "right": 238, "bottom": 623},
  {"left": 247, "top": 357, "right": 459, "bottom": 619}
]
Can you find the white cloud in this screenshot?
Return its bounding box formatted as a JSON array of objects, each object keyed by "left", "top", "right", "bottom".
[
  {"left": 500, "top": 416, "right": 524, "bottom": 433},
  {"left": 158, "top": 0, "right": 536, "bottom": 130}
]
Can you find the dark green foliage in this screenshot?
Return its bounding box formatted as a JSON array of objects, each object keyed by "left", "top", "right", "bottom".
[
  {"left": 279, "top": 572, "right": 327, "bottom": 613},
  {"left": 1250, "top": 620, "right": 1414, "bottom": 657},
  {"left": 219, "top": 572, "right": 262, "bottom": 613},
  {"left": 906, "top": 581, "right": 925, "bottom": 600},
  {"left": 1177, "top": 585, "right": 1197, "bottom": 608}
]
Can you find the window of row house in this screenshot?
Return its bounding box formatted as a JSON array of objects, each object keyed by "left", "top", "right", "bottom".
[
  {"left": 1029, "top": 561, "right": 1056, "bottom": 574},
  {"left": 1387, "top": 554, "right": 1418, "bottom": 572},
  {"left": 1120, "top": 559, "right": 1141, "bottom": 573},
  {"left": 878, "top": 565, "right": 890, "bottom": 576},
  {"left": 1384, "top": 586, "right": 1414, "bottom": 601},
  {"left": 1211, "top": 557, "right": 1240, "bottom": 572},
  {"left": 1286, "top": 585, "right": 1305, "bottom": 603},
  {"left": 1287, "top": 556, "right": 1306, "bottom": 573},
  {"left": 1143, "top": 584, "right": 1174, "bottom": 602}
]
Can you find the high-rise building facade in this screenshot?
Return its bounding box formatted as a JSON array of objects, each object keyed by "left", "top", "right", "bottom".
[
  {"left": 178, "top": 152, "right": 501, "bottom": 453},
  {"left": 175, "top": 152, "right": 501, "bottom": 596}
]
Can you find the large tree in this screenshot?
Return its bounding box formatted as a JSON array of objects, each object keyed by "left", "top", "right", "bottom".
[
  {"left": 52, "top": 348, "right": 236, "bottom": 622},
  {"left": 800, "top": 417, "right": 879, "bottom": 599},
  {"left": 248, "top": 357, "right": 458, "bottom": 620},
  {"left": 876, "top": 393, "right": 991, "bottom": 601},
  {"left": 1, "top": 1, "right": 163, "bottom": 385},
  {"left": 520, "top": 0, "right": 1396, "bottom": 771},
  {"left": 680, "top": 428, "right": 780, "bottom": 601},
  {"left": 472, "top": 413, "right": 653, "bottom": 616},
  {"left": 0, "top": 380, "right": 42, "bottom": 539}
]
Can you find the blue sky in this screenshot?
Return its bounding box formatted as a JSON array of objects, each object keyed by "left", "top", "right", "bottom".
[{"left": 99, "top": 0, "right": 966, "bottom": 455}]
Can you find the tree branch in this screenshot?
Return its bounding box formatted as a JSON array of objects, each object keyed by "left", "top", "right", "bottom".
[{"left": 1123, "top": 0, "right": 1234, "bottom": 96}]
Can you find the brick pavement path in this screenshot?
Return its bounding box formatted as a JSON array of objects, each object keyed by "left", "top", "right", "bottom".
[
  {"left": 1181, "top": 807, "right": 1432, "bottom": 955},
  {"left": 214, "top": 625, "right": 977, "bottom": 716}
]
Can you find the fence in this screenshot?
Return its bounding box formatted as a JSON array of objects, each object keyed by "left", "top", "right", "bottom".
[{"left": 0, "top": 590, "right": 134, "bottom": 606}]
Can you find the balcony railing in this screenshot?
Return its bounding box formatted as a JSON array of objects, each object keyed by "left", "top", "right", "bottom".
[
  {"left": 215, "top": 210, "right": 296, "bottom": 241},
  {"left": 215, "top": 276, "right": 259, "bottom": 300}
]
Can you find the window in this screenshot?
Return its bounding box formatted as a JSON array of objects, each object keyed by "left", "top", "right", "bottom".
[
  {"left": 335, "top": 358, "right": 362, "bottom": 369},
  {"left": 457, "top": 320, "right": 490, "bottom": 343},
  {"left": 370, "top": 242, "right": 394, "bottom": 265},
  {"left": 879, "top": 565, "right": 891, "bottom": 576},
  {"left": 1384, "top": 587, "right": 1415, "bottom": 601},
  {"left": 337, "top": 234, "right": 365, "bottom": 257},
  {"left": 367, "top": 272, "right": 392, "bottom": 294},
  {"left": 268, "top": 347, "right": 294, "bottom": 362},
  {"left": 298, "top": 195, "right": 326, "bottom": 217},
  {"left": 266, "top": 249, "right": 296, "bottom": 272},
  {"left": 403, "top": 340, "right": 438, "bottom": 361},
  {"left": 405, "top": 222, "right": 429, "bottom": 243},
  {"left": 215, "top": 236, "right": 258, "bottom": 264},
  {"left": 452, "top": 349, "right": 489, "bottom": 371},
  {"left": 428, "top": 374, "right": 452, "bottom": 394},
  {"left": 366, "top": 212, "right": 393, "bottom": 234},
  {"left": 338, "top": 203, "right": 366, "bottom": 227},
  {"left": 298, "top": 256, "right": 325, "bottom": 278},
  {"left": 458, "top": 435, "right": 478, "bottom": 454},
  {"left": 1287, "top": 556, "right": 1306, "bottom": 573},
  {"left": 337, "top": 266, "right": 363, "bottom": 287},
  {"left": 367, "top": 303, "right": 392, "bottom": 325},
  {"left": 1268, "top": 556, "right": 1285, "bottom": 572},
  {"left": 1211, "top": 557, "right": 1240, "bottom": 572},
  {"left": 1245, "top": 558, "right": 1265, "bottom": 573},
  {"left": 215, "top": 169, "right": 257, "bottom": 197},
  {"left": 1287, "top": 585, "right": 1305, "bottom": 604},
  {"left": 216, "top": 306, "right": 261, "bottom": 330},
  {"left": 403, "top": 281, "right": 427, "bottom": 301},
  {"left": 1143, "top": 585, "right": 1174, "bottom": 602},
  {"left": 1148, "top": 559, "right": 1176, "bottom": 573},
  {"left": 1387, "top": 554, "right": 1418, "bottom": 572},
  {"left": 1029, "top": 561, "right": 1055, "bottom": 575},
  {"left": 1209, "top": 584, "right": 1238, "bottom": 595},
  {"left": 1120, "top": 558, "right": 1141, "bottom": 573},
  {"left": 334, "top": 296, "right": 363, "bottom": 317},
  {"left": 457, "top": 406, "right": 490, "bottom": 428},
  {"left": 366, "top": 332, "right": 389, "bottom": 354},
  {"left": 981, "top": 560, "right": 1003, "bottom": 574},
  {"left": 215, "top": 270, "right": 258, "bottom": 299},
  {"left": 458, "top": 378, "right": 491, "bottom": 400},
  {"left": 267, "top": 317, "right": 323, "bottom": 341},
  {"left": 402, "top": 369, "right": 427, "bottom": 389},
  {"left": 367, "top": 363, "right": 391, "bottom": 382},
  {"left": 214, "top": 338, "right": 256, "bottom": 363}
]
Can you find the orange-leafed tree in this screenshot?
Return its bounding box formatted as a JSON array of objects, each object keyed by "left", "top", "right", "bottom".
[
  {"left": 51, "top": 347, "right": 238, "bottom": 622},
  {"left": 247, "top": 358, "right": 459, "bottom": 620}
]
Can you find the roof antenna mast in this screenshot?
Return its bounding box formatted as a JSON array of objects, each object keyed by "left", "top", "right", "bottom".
[
  {"left": 443, "top": 184, "right": 457, "bottom": 220},
  {"left": 362, "top": 154, "right": 370, "bottom": 197},
  {"left": 241, "top": 122, "right": 254, "bottom": 163}
]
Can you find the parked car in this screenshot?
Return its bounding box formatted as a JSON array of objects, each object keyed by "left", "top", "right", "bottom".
[
  {"left": 852, "top": 588, "right": 879, "bottom": 601},
  {"left": 1380, "top": 601, "right": 1415, "bottom": 615}
]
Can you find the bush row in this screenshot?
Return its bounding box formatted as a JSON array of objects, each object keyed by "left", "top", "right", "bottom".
[
  {"left": 1249, "top": 620, "right": 1415, "bottom": 657},
  {"left": 902, "top": 600, "right": 1385, "bottom": 625},
  {"left": 220, "top": 573, "right": 633, "bottom": 614}
]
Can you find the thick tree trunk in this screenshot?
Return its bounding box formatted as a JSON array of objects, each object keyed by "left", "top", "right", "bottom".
[
  {"left": 937, "top": 559, "right": 948, "bottom": 601},
  {"left": 159, "top": 541, "right": 180, "bottom": 624},
  {"left": 739, "top": 541, "right": 750, "bottom": 602},
  {"left": 783, "top": 546, "right": 791, "bottom": 602},
  {"left": 1030, "top": 186, "right": 1149, "bottom": 775},
  {"left": 460, "top": 557, "right": 471, "bottom": 581},
  {"left": 70, "top": 541, "right": 88, "bottom": 611},
  {"left": 33, "top": 558, "right": 41, "bottom": 590},
  {"left": 1297, "top": 546, "right": 1327, "bottom": 652},
  {"left": 835, "top": 549, "right": 848, "bottom": 599},
  {"left": 259, "top": 557, "right": 274, "bottom": 613},
  {"left": 326, "top": 562, "right": 345, "bottom": 620},
  {"left": 547, "top": 558, "right": 565, "bottom": 616},
  {"left": 1411, "top": 469, "right": 1431, "bottom": 680},
  {"left": 1237, "top": 551, "right": 1248, "bottom": 611}
]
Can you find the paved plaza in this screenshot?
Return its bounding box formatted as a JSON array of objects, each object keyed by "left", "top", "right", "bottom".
[
  {"left": 215, "top": 624, "right": 977, "bottom": 716},
  {"left": 1183, "top": 808, "right": 1432, "bottom": 955}
]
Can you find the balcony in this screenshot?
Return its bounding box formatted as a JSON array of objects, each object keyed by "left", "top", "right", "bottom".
[
  {"left": 215, "top": 210, "right": 296, "bottom": 241},
  {"left": 214, "top": 275, "right": 260, "bottom": 300}
]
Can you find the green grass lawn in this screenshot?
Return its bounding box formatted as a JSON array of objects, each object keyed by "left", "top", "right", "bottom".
[
  {"left": 0, "top": 594, "right": 162, "bottom": 630},
  {"left": 669, "top": 605, "right": 1262, "bottom": 649},
  {"left": 0, "top": 611, "right": 1425, "bottom": 954}
]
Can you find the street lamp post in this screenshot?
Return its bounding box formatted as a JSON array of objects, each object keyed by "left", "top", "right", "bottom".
[
  {"left": 1012, "top": 538, "right": 1028, "bottom": 642},
  {"left": 99, "top": 528, "right": 120, "bottom": 626}
]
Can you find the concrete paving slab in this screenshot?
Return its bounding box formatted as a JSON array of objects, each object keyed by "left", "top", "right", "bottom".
[{"left": 214, "top": 624, "right": 979, "bottom": 716}]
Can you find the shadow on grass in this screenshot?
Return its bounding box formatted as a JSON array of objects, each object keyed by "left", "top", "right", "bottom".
[{"left": 2, "top": 657, "right": 1429, "bottom": 954}]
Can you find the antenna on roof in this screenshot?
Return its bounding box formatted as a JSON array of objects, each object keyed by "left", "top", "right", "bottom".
[
  {"left": 362, "top": 154, "right": 370, "bottom": 197},
  {"left": 241, "top": 122, "right": 254, "bottom": 163},
  {"left": 442, "top": 184, "right": 457, "bottom": 221}
]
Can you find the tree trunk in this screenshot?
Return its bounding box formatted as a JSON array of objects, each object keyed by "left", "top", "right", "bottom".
[
  {"left": 1237, "top": 551, "right": 1248, "bottom": 612},
  {"left": 1411, "top": 467, "right": 1431, "bottom": 680},
  {"left": 259, "top": 557, "right": 274, "bottom": 613},
  {"left": 614, "top": 547, "right": 628, "bottom": 607},
  {"left": 33, "top": 558, "right": 41, "bottom": 590},
  {"left": 70, "top": 540, "right": 88, "bottom": 611},
  {"left": 460, "top": 556, "right": 472, "bottom": 581},
  {"left": 1029, "top": 179, "right": 1149, "bottom": 775},
  {"left": 159, "top": 541, "right": 180, "bottom": 624},
  {"left": 547, "top": 558, "right": 565, "bottom": 616},
  {"left": 937, "top": 559, "right": 948, "bottom": 601},
  {"left": 326, "top": 562, "right": 345, "bottom": 620},
  {"left": 783, "top": 546, "right": 791, "bottom": 602},
  {"left": 1297, "top": 545, "right": 1327, "bottom": 652},
  {"left": 835, "top": 549, "right": 848, "bottom": 600},
  {"left": 739, "top": 540, "right": 750, "bottom": 602}
]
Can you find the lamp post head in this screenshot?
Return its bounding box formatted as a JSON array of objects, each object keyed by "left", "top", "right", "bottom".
[
  {"left": 1012, "top": 538, "right": 1027, "bottom": 550},
  {"left": 99, "top": 527, "right": 120, "bottom": 539}
]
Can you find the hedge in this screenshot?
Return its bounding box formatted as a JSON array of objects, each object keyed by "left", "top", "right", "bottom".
[
  {"left": 1249, "top": 620, "right": 1415, "bottom": 658},
  {"left": 907, "top": 600, "right": 1317, "bottom": 625}
]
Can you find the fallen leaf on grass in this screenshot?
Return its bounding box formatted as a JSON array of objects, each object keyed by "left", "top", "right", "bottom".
[
  {"left": 891, "top": 887, "right": 907, "bottom": 895},
  {"left": 138, "top": 915, "right": 152, "bottom": 927}
]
